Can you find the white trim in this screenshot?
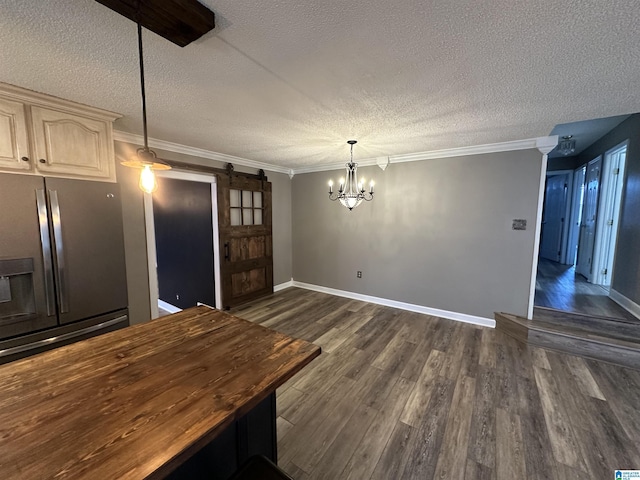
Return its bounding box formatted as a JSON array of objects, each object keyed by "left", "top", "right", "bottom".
[
  {"left": 142, "top": 169, "right": 222, "bottom": 316},
  {"left": 274, "top": 279, "right": 294, "bottom": 292},
  {"left": 196, "top": 302, "right": 215, "bottom": 310},
  {"left": 158, "top": 300, "right": 182, "bottom": 314},
  {"left": 142, "top": 191, "right": 159, "bottom": 320},
  {"left": 528, "top": 152, "right": 549, "bottom": 319},
  {"left": 609, "top": 289, "right": 640, "bottom": 320},
  {"left": 116, "top": 130, "right": 559, "bottom": 177},
  {"left": 592, "top": 141, "right": 628, "bottom": 286},
  {"left": 113, "top": 130, "right": 292, "bottom": 175},
  {"left": 293, "top": 136, "right": 559, "bottom": 174},
  {"left": 376, "top": 157, "right": 390, "bottom": 170},
  {"left": 0, "top": 82, "right": 121, "bottom": 121},
  {"left": 290, "top": 281, "right": 495, "bottom": 328}
]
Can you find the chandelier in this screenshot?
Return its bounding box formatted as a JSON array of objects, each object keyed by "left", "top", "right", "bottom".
[
  {"left": 557, "top": 135, "right": 576, "bottom": 156},
  {"left": 328, "top": 140, "right": 374, "bottom": 211},
  {"left": 120, "top": 21, "right": 171, "bottom": 193}
]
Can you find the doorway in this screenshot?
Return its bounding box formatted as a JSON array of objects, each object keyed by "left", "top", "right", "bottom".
[
  {"left": 539, "top": 171, "right": 571, "bottom": 263},
  {"left": 143, "top": 170, "right": 222, "bottom": 319},
  {"left": 534, "top": 142, "right": 628, "bottom": 318}
]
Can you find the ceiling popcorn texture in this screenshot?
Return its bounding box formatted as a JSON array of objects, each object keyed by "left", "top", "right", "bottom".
[{"left": 1, "top": 0, "right": 639, "bottom": 169}]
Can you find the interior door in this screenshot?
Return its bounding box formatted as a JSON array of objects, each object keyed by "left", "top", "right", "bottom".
[
  {"left": 576, "top": 157, "right": 601, "bottom": 280},
  {"left": 566, "top": 166, "right": 586, "bottom": 266},
  {"left": 153, "top": 176, "right": 215, "bottom": 309},
  {"left": 45, "top": 177, "right": 128, "bottom": 324},
  {"left": 539, "top": 174, "right": 568, "bottom": 262},
  {"left": 217, "top": 171, "right": 273, "bottom": 309}
]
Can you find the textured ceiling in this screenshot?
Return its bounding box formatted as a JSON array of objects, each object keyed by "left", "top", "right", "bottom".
[{"left": 1, "top": 0, "right": 639, "bottom": 169}]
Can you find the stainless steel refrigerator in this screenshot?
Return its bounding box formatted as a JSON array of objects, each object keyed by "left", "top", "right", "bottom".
[{"left": 0, "top": 173, "right": 129, "bottom": 363}]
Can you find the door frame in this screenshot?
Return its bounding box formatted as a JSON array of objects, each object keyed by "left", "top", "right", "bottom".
[
  {"left": 591, "top": 140, "right": 628, "bottom": 286},
  {"left": 143, "top": 170, "right": 222, "bottom": 319},
  {"left": 542, "top": 170, "right": 574, "bottom": 264}
]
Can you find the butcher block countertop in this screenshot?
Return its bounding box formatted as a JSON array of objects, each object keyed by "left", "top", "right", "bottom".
[{"left": 0, "top": 306, "right": 320, "bottom": 479}]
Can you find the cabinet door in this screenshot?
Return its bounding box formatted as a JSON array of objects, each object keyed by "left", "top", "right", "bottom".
[
  {"left": 0, "top": 97, "right": 31, "bottom": 171},
  {"left": 30, "top": 106, "right": 114, "bottom": 180}
]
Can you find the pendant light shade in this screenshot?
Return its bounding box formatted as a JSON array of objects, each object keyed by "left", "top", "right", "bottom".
[{"left": 121, "top": 22, "right": 171, "bottom": 193}]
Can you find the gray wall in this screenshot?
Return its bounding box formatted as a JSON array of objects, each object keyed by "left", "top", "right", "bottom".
[
  {"left": 115, "top": 141, "right": 293, "bottom": 325},
  {"left": 572, "top": 114, "right": 640, "bottom": 304},
  {"left": 292, "top": 149, "right": 543, "bottom": 319}
]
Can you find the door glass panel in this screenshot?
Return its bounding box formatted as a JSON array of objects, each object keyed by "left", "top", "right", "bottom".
[
  {"left": 253, "top": 192, "right": 262, "bottom": 208},
  {"left": 230, "top": 208, "right": 241, "bottom": 226},
  {"left": 230, "top": 189, "right": 241, "bottom": 208},
  {"left": 229, "top": 189, "right": 264, "bottom": 226},
  {"left": 242, "top": 190, "right": 253, "bottom": 207},
  {"left": 242, "top": 208, "right": 253, "bottom": 225}
]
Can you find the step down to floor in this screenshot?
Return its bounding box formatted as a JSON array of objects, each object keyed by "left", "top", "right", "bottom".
[{"left": 495, "top": 311, "right": 640, "bottom": 370}]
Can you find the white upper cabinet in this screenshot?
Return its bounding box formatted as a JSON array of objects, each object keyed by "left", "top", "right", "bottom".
[
  {"left": 0, "top": 97, "right": 30, "bottom": 171},
  {"left": 0, "top": 83, "right": 121, "bottom": 182}
]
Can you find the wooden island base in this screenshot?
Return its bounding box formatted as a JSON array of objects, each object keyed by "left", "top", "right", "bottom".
[{"left": 0, "top": 306, "right": 320, "bottom": 479}]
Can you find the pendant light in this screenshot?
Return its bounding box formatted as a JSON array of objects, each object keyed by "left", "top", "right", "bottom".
[
  {"left": 121, "top": 22, "right": 171, "bottom": 193},
  {"left": 328, "top": 140, "right": 374, "bottom": 211}
]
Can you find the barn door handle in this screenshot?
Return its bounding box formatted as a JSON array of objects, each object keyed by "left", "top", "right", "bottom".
[{"left": 224, "top": 242, "right": 230, "bottom": 260}]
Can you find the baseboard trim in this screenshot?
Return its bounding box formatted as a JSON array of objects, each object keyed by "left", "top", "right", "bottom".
[
  {"left": 290, "top": 281, "right": 495, "bottom": 328},
  {"left": 274, "top": 279, "right": 294, "bottom": 292},
  {"left": 609, "top": 289, "right": 640, "bottom": 320},
  {"left": 158, "top": 300, "right": 182, "bottom": 313}
]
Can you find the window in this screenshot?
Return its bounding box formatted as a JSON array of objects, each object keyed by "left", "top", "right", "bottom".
[{"left": 230, "top": 189, "right": 263, "bottom": 226}]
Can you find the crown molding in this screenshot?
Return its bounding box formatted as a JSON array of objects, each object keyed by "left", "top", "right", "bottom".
[
  {"left": 536, "top": 135, "right": 559, "bottom": 155},
  {"left": 113, "top": 130, "right": 293, "bottom": 175},
  {"left": 0, "top": 82, "right": 121, "bottom": 121},
  {"left": 291, "top": 136, "right": 559, "bottom": 174},
  {"left": 389, "top": 136, "right": 558, "bottom": 165},
  {"left": 114, "top": 131, "right": 559, "bottom": 177}
]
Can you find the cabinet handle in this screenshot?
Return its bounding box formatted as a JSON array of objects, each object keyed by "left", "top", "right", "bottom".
[
  {"left": 224, "top": 242, "right": 230, "bottom": 260},
  {"left": 39, "top": 159, "right": 47, "bottom": 164},
  {"left": 21, "top": 156, "right": 30, "bottom": 162}
]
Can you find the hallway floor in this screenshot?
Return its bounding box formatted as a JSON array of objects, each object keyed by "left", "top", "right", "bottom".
[{"left": 534, "top": 258, "right": 637, "bottom": 322}]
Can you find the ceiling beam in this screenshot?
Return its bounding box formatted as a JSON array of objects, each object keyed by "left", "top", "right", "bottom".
[{"left": 94, "top": 0, "right": 215, "bottom": 47}]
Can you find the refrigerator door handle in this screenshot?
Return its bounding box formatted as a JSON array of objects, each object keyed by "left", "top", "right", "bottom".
[
  {"left": 49, "top": 190, "right": 69, "bottom": 313},
  {"left": 0, "top": 314, "right": 128, "bottom": 359},
  {"left": 36, "top": 189, "right": 56, "bottom": 316}
]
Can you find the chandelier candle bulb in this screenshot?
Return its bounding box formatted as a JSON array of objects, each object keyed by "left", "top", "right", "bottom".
[
  {"left": 370, "top": 180, "right": 374, "bottom": 194},
  {"left": 328, "top": 180, "right": 333, "bottom": 194}
]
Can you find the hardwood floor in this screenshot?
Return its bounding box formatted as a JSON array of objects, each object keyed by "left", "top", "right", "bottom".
[
  {"left": 535, "top": 258, "right": 637, "bottom": 321},
  {"left": 232, "top": 288, "right": 640, "bottom": 479}
]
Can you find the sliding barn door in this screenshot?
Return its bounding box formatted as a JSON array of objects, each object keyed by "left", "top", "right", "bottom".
[{"left": 217, "top": 171, "right": 273, "bottom": 309}]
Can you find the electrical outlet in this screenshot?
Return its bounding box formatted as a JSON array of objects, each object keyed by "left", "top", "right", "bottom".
[{"left": 357, "top": 271, "right": 362, "bottom": 278}]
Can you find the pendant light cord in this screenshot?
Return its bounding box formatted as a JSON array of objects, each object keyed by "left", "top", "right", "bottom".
[{"left": 137, "top": 22, "right": 149, "bottom": 151}]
